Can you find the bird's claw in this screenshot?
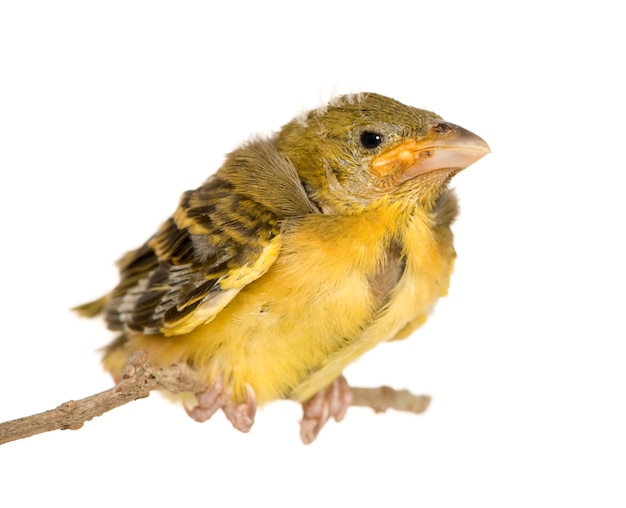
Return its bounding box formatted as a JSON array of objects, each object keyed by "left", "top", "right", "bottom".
[
  {"left": 186, "top": 375, "right": 257, "bottom": 433},
  {"left": 300, "top": 375, "right": 353, "bottom": 444},
  {"left": 222, "top": 384, "right": 257, "bottom": 433}
]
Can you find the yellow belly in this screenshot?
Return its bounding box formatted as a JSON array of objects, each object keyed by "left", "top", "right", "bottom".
[{"left": 113, "top": 205, "right": 454, "bottom": 405}]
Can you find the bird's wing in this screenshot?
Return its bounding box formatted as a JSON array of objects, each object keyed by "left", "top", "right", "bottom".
[{"left": 104, "top": 138, "right": 315, "bottom": 336}]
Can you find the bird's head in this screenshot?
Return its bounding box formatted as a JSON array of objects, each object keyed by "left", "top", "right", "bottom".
[{"left": 275, "top": 93, "right": 490, "bottom": 214}]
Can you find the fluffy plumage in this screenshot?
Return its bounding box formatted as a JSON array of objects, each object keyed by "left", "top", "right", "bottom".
[{"left": 76, "top": 92, "right": 489, "bottom": 440}]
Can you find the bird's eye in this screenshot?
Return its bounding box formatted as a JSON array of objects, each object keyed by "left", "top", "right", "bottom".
[{"left": 360, "top": 131, "right": 384, "bottom": 149}]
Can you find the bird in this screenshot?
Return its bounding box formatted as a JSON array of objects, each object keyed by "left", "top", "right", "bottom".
[{"left": 75, "top": 92, "right": 490, "bottom": 443}]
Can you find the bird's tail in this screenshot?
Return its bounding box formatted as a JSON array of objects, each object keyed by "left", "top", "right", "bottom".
[{"left": 72, "top": 294, "right": 110, "bottom": 318}]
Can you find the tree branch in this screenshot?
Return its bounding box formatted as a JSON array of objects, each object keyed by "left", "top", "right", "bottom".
[{"left": 0, "top": 351, "right": 430, "bottom": 446}]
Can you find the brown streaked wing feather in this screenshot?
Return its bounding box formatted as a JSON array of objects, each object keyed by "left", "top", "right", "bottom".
[{"left": 104, "top": 137, "right": 315, "bottom": 336}]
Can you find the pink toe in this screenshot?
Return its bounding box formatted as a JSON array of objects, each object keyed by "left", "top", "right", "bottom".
[
  {"left": 186, "top": 375, "right": 224, "bottom": 423},
  {"left": 222, "top": 384, "right": 257, "bottom": 433}
]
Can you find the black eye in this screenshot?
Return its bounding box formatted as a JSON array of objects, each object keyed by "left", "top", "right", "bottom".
[{"left": 360, "top": 131, "right": 384, "bottom": 149}]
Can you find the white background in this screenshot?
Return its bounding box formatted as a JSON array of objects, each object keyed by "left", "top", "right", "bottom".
[{"left": 1, "top": 1, "right": 624, "bottom": 506}]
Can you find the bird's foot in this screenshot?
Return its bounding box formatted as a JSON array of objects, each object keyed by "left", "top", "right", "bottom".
[
  {"left": 300, "top": 375, "right": 353, "bottom": 444},
  {"left": 221, "top": 384, "right": 257, "bottom": 433},
  {"left": 186, "top": 375, "right": 257, "bottom": 433}
]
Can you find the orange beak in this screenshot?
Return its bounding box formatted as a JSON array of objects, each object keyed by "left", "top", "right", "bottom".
[{"left": 371, "top": 121, "right": 490, "bottom": 181}]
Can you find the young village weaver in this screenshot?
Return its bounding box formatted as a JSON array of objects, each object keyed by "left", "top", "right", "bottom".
[{"left": 76, "top": 93, "right": 490, "bottom": 443}]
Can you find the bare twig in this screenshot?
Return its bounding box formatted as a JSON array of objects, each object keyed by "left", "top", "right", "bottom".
[
  {"left": 0, "top": 351, "right": 430, "bottom": 446},
  {"left": 352, "top": 386, "right": 431, "bottom": 414}
]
